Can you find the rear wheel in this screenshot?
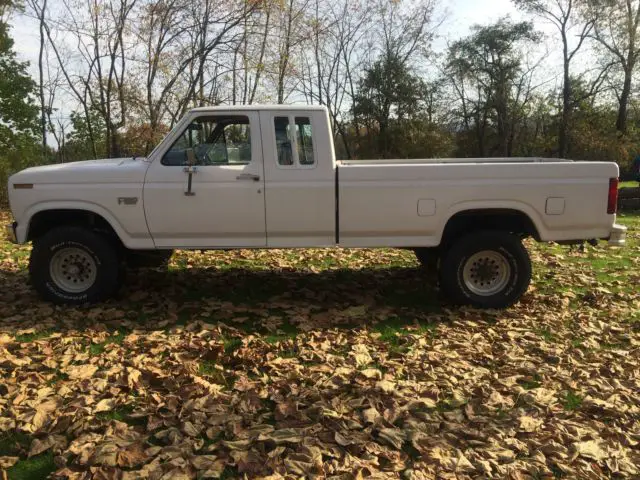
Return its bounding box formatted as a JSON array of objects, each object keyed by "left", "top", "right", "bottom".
[
  {"left": 29, "top": 227, "right": 121, "bottom": 305},
  {"left": 439, "top": 231, "right": 531, "bottom": 309}
]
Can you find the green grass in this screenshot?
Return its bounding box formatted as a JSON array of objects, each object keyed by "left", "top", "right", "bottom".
[
  {"left": 95, "top": 404, "right": 145, "bottom": 426},
  {"left": 0, "top": 432, "right": 56, "bottom": 480},
  {"left": 536, "top": 328, "right": 555, "bottom": 342},
  {"left": 6, "top": 452, "right": 55, "bottom": 480},
  {"left": 619, "top": 181, "right": 639, "bottom": 189},
  {"left": 14, "top": 330, "right": 52, "bottom": 343},
  {"left": 562, "top": 391, "right": 583, "bottom": 411},
  {"left": 0, "top": 431, "right": 31, "bottom": 456},
  {"left": 89, "top": 331, "right": 126, "bottom": 355}
]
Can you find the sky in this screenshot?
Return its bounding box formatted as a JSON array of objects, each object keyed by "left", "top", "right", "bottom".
[
  {"left": 8, "top": 0, "right": 533, "bottom": 80},
  {"left": 7, "top": 0, "right": 570, "bottom": 122}
]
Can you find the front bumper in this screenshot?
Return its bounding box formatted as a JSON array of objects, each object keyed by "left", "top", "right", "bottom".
[
  {"left": 608, "top": 224, "right": 627, "bottom": 247},
  {"left": 5, "top": 222, "right": 17, "bottom": 244}
]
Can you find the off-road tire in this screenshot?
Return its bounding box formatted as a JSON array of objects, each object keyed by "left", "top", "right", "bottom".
[
  {"left": 439, "top": 231, "right": 531, "bottom": 309},
  {"left": 29, "top": 226, "right": 121, "bottom": 305}
]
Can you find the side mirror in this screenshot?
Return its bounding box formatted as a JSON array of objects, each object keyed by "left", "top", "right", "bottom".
[{"left": 186, "top": 148, "right": 196, "bottom": 166}]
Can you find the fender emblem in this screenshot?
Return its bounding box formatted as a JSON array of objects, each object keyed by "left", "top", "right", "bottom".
[{"left": 118, "top": 197, "right": 138, "bottom": 205}]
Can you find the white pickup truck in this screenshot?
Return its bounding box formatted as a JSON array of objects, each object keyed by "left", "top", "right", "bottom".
[{"left": 6, "top": 105, "right": 626, "bottom": 308}]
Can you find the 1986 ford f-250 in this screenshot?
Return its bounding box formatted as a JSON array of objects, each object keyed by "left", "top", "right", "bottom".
[{"left": 6, "top": 105, "right": 627, "bottom": 308}]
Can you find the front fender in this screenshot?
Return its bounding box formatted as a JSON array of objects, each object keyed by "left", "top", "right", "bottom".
[{"left": 18, "top": 201, "right": 154, "bottom": 249}]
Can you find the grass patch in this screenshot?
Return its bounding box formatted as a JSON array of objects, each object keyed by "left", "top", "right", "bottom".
[
  {"left": 264, "top": 320, "right": 299, "bottom": 345},
  {"left": 45, "top": 370, "right": 69, "bottom": 386},
  {"left": 96, "top": 405, "right": 132, "bottom": 421},
  {"left": 0, "top": 431, "right": 31, "bottom": 456},
  {"left": 222, "top": 337, "right": 242, "bottom": 354},
  {"left": 89, "top": 331, "right": 126, "bottom": 355},
  {"left": 562, "top": 391, "right": 583, "bottom": 411},
  {"left": 518, "top": 374, "right": 542, "bottom": 390},
  {"left": 14, "top": 330, "right": 52, "bottom": 343},
  {"left": 6, "top": 452, "right": 56, "bottom": 480},
  {"left": 536, "top": 328, "right": 555, "bottom": 342}
]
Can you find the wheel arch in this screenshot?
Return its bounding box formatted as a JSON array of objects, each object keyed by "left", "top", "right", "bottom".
[
  {"left": 21, "top": 202, "right": 132, "bottom": 248},
  {"left": 440, "top": 205, "right": 543, "bottom": 246}
]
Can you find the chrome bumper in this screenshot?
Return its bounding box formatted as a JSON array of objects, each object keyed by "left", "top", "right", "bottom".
[
  {"left": 608, "top": 224, "right": 627, "bottom": 247},
  {"left": 5, "top": 222, "right": 17, "bottom": 243}
]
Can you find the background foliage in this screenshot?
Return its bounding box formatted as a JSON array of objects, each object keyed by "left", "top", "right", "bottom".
[{"left": 3, "top": 0, "right": 640, "bottom": 204}]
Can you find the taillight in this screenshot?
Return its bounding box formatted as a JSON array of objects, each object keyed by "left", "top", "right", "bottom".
[{"left": 607, "top": 178, "right": 619, "bottom": 214}]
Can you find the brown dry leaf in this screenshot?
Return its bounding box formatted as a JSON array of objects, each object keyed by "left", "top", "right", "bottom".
[
  {"left": 518, "top": 415, "right": 543, "bottom": 433},
  {"left": 65, "top": 364, "right": 98, "bottom": 380},
  {"left": 28, "top": 434, "right": 66, "bottom": 457},
  {"left": 190, "top": 455, "right": 225, "bottom": 478},
  {"left": 359, "top": 368, "right": 382, "bottom": 380},
  {"left": 378, "top": 428, "right": 406, "bottom": 449},
  {"left": 91, "top": 442, "right": 119, "bottom": 467},
  {"left": 94, "top": 398, "right": 116, "bottom": 413},
  {"left": 0, "top": 347, "right": 30, "bottom": 367},
  {"left": 0, "top": 418, "right": 15, "bottom": 432},
  {"left": 376, "top": 379, "right": 396, "bottom": 393},
  {"left": 363, "top": 407, "right": 382, "bottom": 424},
  {"left": 0, "top": 457, "right": 18, "bottom": 468},
  {"left": 116, "top": 443, "right": 148, "bottom": 468},
  {"left": 257, "top": 428, "right": 304, "bottom": 445},
  {"left": 571, "top": 440, "right": 608, "bottom": 462}
]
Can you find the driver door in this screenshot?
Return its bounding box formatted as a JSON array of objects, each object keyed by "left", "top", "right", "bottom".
[{"left": 143, "top": 112, "right": 266, "bottom": 248}]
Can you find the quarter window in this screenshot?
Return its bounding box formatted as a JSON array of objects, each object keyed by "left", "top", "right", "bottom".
[
  {"left": 273, "top": 115, "right": 315, "bottom": 167},
  {"left": 274, "top": 116, "right": 293, "bottom": 166},
  {"left": 295, "top": 117, "right": 314, "bottom": 165}
]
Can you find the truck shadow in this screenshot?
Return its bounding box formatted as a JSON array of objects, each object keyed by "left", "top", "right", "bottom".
[
  {"left": 0, "top": 264, "right": 447, "bottom": 335},
  {"left": 125, "top": 264, "right": 442, "bottom": 311}
]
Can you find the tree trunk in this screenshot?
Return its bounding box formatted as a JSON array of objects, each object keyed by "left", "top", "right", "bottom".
[
  {"left": 37, "top": 0, "right": 47, "bottom": 159},
  {"left": 617, "top": 68, "right": 633, "bottom": 134},
  {"left": 559, "top": 29, "right": 571, "bottom": 158}
]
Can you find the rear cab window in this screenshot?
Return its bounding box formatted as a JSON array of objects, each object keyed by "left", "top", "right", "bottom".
[{"left": 274, "top": 116, "right": 315, "bottom": 168}]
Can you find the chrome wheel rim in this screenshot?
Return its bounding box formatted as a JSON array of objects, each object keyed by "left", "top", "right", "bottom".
[
  {"left": 462, "top": 250, "right": 511, "bottom": 297},
  {"left": 49, "top": 247, "right": 97, "bottom": 293}
]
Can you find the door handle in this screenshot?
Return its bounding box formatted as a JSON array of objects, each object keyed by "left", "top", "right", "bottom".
[{"left": 236, "top": 173, "right": 260, "bottom": 182}]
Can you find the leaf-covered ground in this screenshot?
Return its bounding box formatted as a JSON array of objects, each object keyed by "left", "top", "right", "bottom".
[{"left": 1, "top": 211, "right": 639, "bottom": 479}]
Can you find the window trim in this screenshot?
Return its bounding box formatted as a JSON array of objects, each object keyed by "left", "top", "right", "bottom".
[{"left": 273, "top": 114, "right": 317, "bottom": 170}]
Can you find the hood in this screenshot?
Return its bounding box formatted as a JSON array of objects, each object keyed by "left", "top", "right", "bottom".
[{"left": 10, "top": 158, "right": 150, "bottom": 185}]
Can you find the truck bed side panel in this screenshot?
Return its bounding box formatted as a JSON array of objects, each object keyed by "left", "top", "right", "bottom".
[{"left": 338, "top": 161, "right": 619, "bottom": 247}]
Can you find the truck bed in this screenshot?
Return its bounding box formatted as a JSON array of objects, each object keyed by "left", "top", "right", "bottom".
[{"left": 337, "top": 159, "right": 618, "bottom": 248}]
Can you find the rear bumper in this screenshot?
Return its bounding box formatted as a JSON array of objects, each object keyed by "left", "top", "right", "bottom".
[
  {"left": 608, "top": 224, "right": 627, "bottom": 247},
  {"left": 5, "top": 222, "right": 17, "bottom": 244}
]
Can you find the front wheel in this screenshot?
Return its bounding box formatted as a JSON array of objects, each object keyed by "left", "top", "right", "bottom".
[
  {"left": 29, "top": 227, "right": 122, "bottom": 305},
  {"left": 439, "top": 231, "right": 531, "bottom": 309}
]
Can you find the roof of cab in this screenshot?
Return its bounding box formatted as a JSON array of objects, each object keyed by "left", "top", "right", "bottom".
[{"left": 189, "top": 104, "right": 328, "bottom": 113}]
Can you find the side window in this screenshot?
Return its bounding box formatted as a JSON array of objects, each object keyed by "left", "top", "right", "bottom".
[
  {"left": 273, "top": 115, "right": 315, "bottom": 167},
  {"left": 274, "top": 117, "right": 293, "bottom": 166},
  {"left": 162, "top": 115, "right": 251, "bottom": 166},
  {"left": 295, "top": 117, "right": 314, "bottom": 166}
]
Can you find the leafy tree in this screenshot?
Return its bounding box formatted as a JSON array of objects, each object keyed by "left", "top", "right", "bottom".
[
  {"left": 513, "top": 0, "right": 599, "bottom": 157},
  {"left": 588, "top": 0, "right": 640, "bottom": 134},
  {"left": 352, "top": 54, "right": 434, "bottom": 157},
  {"left": 446, "top": 19, "right": 541, "bottom": 157},
  {"left": 0, "top": 14, "right": 41, "bottom": 203},
  {"left": 61, "top": 110, "right": 107, "bottom": 162}
]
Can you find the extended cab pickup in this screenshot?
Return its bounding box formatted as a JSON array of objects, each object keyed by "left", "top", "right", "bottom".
[{"left": 6, "top": 105, "right": 627, "bottom": 308}]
